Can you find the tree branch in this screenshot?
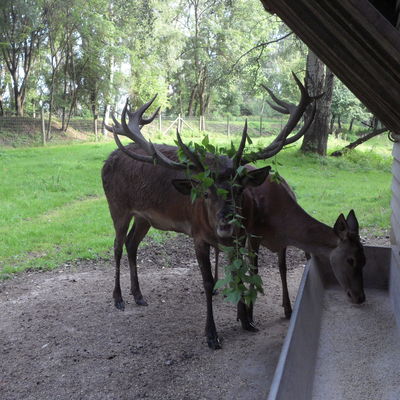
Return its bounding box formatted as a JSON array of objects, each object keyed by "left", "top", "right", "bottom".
[
  {"left": 331, "top": 127, "right": 388, "bottom": 156},
  {"left": 229, "top": 31, "right": 293, "bottom": 73}
]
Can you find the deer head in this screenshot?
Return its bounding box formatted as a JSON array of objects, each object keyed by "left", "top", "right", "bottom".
[{"left": 330, "top": 210, "right": 366, "bottom": 303}]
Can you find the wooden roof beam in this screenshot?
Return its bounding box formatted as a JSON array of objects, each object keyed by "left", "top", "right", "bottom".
[{"left": 261, "top": 0, "right": 400, "bottom": 134}]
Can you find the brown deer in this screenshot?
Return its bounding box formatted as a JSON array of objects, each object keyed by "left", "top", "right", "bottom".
[
  {"left": 216, "top": 82, "right": 366, "bottom": 322},
  {"left": 239, "top": 173, "right": 365, "bottom": 321},
  {"left": 102, "top": 74, "right": 317, "bottom": 349}
]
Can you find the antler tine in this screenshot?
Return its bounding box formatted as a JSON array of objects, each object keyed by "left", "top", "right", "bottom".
[
  {"left": 121, "top": 97, "right": 154, "bottom": 155},
  {"left": 138, "top": 95, "right": 160, "bottom": 125},
  {"left": 241, "top": 73, "right": 320, "bottom": 165},
  {"left": 232, "top": 119, "right": 248, "bottom": 170},
  {"left": 266, "top": 100, "right": 289, "bottom": 115},
  {"left": 176, "top": 129, "right": 205, "bottom": 172},
  {"left": 256, "top": 101, "right": 317, "bottom": 158},
  {"left": 283, "top": 100, "right": 317, "bottom": 146},
  {"left": 261, "top": 84, "right": 294, "bottom": 112},
  {"left": 112, "top": 96, "right": 204, "bottom": 171},
  {"left": 105, "top": 111, "right": 125, "bottom": 134},
  {"left": 113, "top": 130, "right": 156, "bottom": 164}
]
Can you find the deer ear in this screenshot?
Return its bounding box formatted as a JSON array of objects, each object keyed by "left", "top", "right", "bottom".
[
  {"left": 171, "top": 179, "right": 196, "bottom": 196},
  {"left": 240, "top": 166, "right": 271, "bottom": 187},
  {"left": 346, "top": 209, "right": 359, "bottom": 235},
  {"left": 333, "top": 213, "right": 349, "bottom": 240}
]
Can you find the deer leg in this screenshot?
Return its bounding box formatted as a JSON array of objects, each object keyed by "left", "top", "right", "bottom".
[
  {"left": 194, "top": 240, "right": 221, "bottom": 350},
  {"left": 125, "top": 217, "right": 151, "bottom": 306},
  {"left": 212, "top": 247, "right": 219, "bottom": 295},
  {"left": 112, "top": 217, "right": 132, "bottom": 311},
  {"left": 278, "top": 248, "right": 292, "bottom": 319},
  {"left": 237, "top": 239, "right": 260, "bottom": 332},
  {"left": 247, "top": 239, "right": 260, "bottom": 324}
]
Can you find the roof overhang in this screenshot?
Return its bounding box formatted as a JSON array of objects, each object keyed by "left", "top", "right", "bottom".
[{"left": 261, "top": 0, "right": 400, "bottom": 134}]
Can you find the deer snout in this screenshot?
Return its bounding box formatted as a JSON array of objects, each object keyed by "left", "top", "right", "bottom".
[
  {"left": 216, "top": 221, "right": 234, "bottom": 238},
  {"left": 347, "top": 290, "right": 366, "bottom": 304},
  {"left": 216, "top": 209, "right": 234, "bottom": 238}
]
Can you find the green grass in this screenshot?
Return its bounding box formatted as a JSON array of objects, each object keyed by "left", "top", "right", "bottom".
[{"left": 0, "top": 132, "right": 393, "bottom": 277}]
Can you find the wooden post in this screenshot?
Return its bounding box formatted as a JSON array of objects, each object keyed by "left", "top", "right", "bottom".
[
  {"left": 259, "top": 116, "right": 263, "bottom": 136},
  {"left": 178, "top": 113, "right": 182, "bottom": 133},
  {"left": 94, "top": 116, "right": 98, "bottom": 141},
  {"left": 200, "top": 115, "right": 205, "bottom": 131},
  {"left": 158, "top": 112, "right": 162, "bottom": 132},
  {"left": 41, "top": 108, "right": 46, "bottom": 146}
]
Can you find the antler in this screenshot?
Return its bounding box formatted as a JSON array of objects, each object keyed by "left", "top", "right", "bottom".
[
  {"left": 240, "top": 72, "right": 322, "bottom": 165},
  {"left": 105, "top": 96, "right": 204, "bottom": 171}
]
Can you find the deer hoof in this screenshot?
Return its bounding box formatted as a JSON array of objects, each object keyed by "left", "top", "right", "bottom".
[
  {"left": 207, "top": 336, "right": 222, "bottom": 350},
  {"left": 284, "top": 308, "right": 292, "bottom": 319},
  {"left": 114, "top": 300, "right": 125, "bottom": 311},
  {"left": 135, "top": 297, "right": 148, "bottom": 306},
  {"left": 241, "top": 320, "right": 258, "bottom": 332}
]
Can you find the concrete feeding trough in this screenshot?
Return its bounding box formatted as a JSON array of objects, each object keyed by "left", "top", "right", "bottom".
[{"left": 268, "top": 245, "right": 400, "bottom": 400}]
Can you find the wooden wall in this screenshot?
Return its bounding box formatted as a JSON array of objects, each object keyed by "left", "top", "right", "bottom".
[{"left": 391, "top": 143, "right": 400, "bottom": 245}]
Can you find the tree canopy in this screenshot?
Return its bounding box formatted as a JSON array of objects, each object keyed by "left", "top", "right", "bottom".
[{"left": 0, "top": 0, "right": 370, "bottom": 138}]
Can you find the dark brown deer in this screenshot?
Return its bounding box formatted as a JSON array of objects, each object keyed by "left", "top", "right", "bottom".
[{"left": 102, "top": 74, "right": 317, "bottom": 349}]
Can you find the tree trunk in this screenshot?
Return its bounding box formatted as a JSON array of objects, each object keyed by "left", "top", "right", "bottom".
[
  {"left": 11, "top": 74, "right": 24, "bottom": 116},
  {"left": 300, "top": 51, "right": 334, "bottom": 155},
  {"left": 349, "top": 117, "right": 355, "bottom": 131},
  {"left": 46, "top": 72, "right": 56, "bottom": 140},
  {"left": 337, "top": 114, "right": 342, "bottom": 133},
  {"left": 330, "top": 113, "right": 335, "bottom": 134},
  {"left": 187, "top": 87, "right": 196, "bottom": 117}
]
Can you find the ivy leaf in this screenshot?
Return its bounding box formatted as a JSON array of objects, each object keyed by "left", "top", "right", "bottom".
[
  {"left": 214, "top": 277, "right": 229, "bottom": 290},
  {"left": 236, "top": 165, "right": 246, "bottom": 176},
  {"left": 216, "top": 188, "right": 228, "bottom": 198},
  {"left": 225, "top": 289, "right": 242, "bottom": 304}
]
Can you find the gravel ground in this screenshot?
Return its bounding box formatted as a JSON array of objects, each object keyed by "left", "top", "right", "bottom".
[{"left": 0, "top": 235, "right": 306, "bottom": 400}]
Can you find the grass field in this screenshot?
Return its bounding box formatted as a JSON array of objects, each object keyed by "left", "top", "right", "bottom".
[{"left": 0, "top": 131, "right": 393, "bottom": 277}]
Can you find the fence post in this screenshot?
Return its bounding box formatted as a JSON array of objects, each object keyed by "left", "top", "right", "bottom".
[
  {"left": 94, "top": 116, "right": 98, "bottom": 141},
  {"left": 41, "top": 108, "right": 46, "bottom": 146},
  {"left": 178, "top": 113, "right": 182, "bottom": 133},
  {"left": 158, "top": 112, "right": 162, "bottom": 132},
  {"left": 199, "top": 115, "right": 206, "bottom": 131}
]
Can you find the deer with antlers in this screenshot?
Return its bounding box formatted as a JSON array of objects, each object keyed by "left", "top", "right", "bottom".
[{"left": 102, "top": 74, "right": 365, "bottom": 349}]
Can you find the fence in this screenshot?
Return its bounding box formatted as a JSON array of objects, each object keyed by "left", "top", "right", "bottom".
[{"left": 0, "top": 113, "right": 284, "bottom": 146}]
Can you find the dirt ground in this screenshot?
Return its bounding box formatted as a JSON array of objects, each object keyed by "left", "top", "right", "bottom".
[{"left": 0, "top": 233, "right": 389, "bottom": 400}]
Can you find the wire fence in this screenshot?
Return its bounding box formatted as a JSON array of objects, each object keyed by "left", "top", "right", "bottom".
[{"left": 0, "top": 113, "right": 284, "bottom": 146}]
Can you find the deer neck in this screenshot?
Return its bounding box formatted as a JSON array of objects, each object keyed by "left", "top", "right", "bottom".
[
  {"left": 285, "top": 210, "right": 339, "bottom": 256},
  {"left": 248, "top": 183, "right": 339, "bottom": 257}
]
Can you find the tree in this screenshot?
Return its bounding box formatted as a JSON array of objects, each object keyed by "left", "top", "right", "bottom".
[
  {"left": 330, "top": 80, "right": 371, "bottom": 135},
  {"left": 42, "top": 0, "right": 78, "bottom": 138},
  {"left": 300, "top": 50, "right": 334, "bottom": 155},
  {"left": 0, "top": 0, "right": 44, "bottom": 116}
]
